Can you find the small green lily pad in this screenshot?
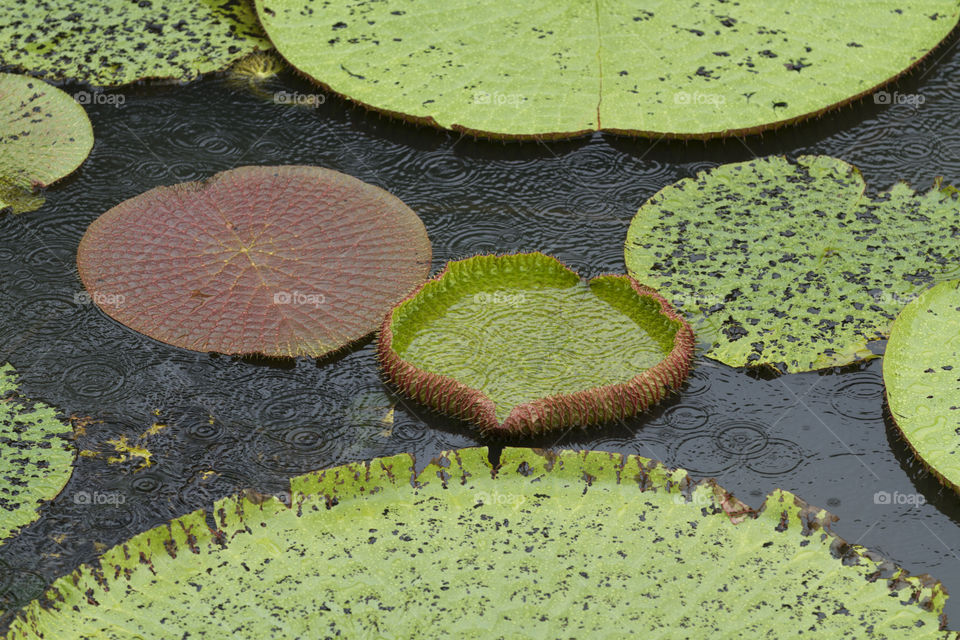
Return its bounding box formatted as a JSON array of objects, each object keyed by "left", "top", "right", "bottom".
[
  {"left": 378, "top": 253, "right": 694, "bottom": 435},
  {"left": 0, "top": 0, "right": 270, "bottom": 86},
  {"left": 885, "top": 280, "right": 960, "bottom": 495},
  {"left": 0, "top": 363, "right": 75, "bottom": 544},
  {"left": 254, "top": 0, "right": 958, "bottom": 138},
  {"left": 4, "top": 448, "right": 953, "bottom": 638},
  {"left": 626, "top": 155, "right": 960, "bottom": 372},
  {"left": 0, "top": 73, "right": 93, "bottom": 213}
]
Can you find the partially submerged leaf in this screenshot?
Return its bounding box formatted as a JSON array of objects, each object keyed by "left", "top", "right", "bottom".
[
  {"left": 0, "top": 363, "right": 75, "bottom": 544},
  {"left": 885, "top": 280, "right": 960, "bottom": 496},
  {"left": 378, "top": 253, "right": 694, "bottom": 435},
  {"left": 626, "top": 155, "right": 960, "bottom": 372},
  {"left": 254, "top": 0, "right": 958, "bottom": 139},
  {"left": 5, "top": 448, "right": 953, "bottom": 637},
  {"left": 0, "top": 73, "right": 93, "bottom": 213},
  {"left": 77, "top": 165, "right": 432, "bottom": 358},
  {"left": 0, "top": 0, "right": 270, "bottom": 86}
]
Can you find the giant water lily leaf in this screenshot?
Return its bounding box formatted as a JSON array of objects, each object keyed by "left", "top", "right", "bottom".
[
  {"left": 253, "top": 0, "right": 958, "bottom": 139},
  {"left": 0, "top": 73, "right": 93, "bottom": 213},
  {"left": 625, "top": 155, "right": 960, "bottom": 373},
  {"left": 5, "top": 448, "right": 955, "bottom": 638},
  {"left": 0, "top": 0, "right": 270, "bottom": 86},
  {"left": 0, "top": 363, "right": 75, "bottom": 543},
  {"left": 77, "top": 165, "right": 432, "bottom": 358},
  {"left": 885, "top": 280, "right": 960, "bottom": 496},
  {"left": 378, "top": 253, "right": 694, "bottom": 435}
]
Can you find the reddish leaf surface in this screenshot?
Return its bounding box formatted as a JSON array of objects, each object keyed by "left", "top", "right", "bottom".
[{"left": 77, "top": 165, "right": 431, "bottom": 358}]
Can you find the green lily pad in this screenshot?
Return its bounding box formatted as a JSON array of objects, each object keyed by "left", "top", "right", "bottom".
[
  {"left": 0, "top": 0, "right": 270, "bottom": 86},
  {"left": 0, "top": 363, "right": 75, "bottom": 544},
  {"left": 885, "top": 280, "right": 960, "bottom": 496},
  {"left": 377, "top": 253, "right": 694, "bottom": 435},
  {"left": 253, "top": 0, "right": 958, "bottom": 139},
  {"left": 0, "top": 73, "right": 93, "bottom": 213},
  {"left": 5, "top": 448, "right": 954, "bottom": 638},
  {"left": 626, "top": 155, "right": 960, "bottom": 373}
]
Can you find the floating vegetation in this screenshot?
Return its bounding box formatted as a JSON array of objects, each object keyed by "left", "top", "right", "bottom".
[
  {"left": 77, "top": 165, "right": 432, "bottom": 358},
  {"left": 379, "top": 253, "right": 693, "bottom": 435}
]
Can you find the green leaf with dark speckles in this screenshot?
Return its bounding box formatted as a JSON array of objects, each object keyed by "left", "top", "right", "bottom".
[
  {"left": 0, "top": 73, "right": 93, "bottom": 214},
  {"left": 0, "top": 363, "right": 75, "bottom": 544},
  {"left": 253, "top": 0, "right": 959, "bottom": 139},
  {"left": 5, "top": 448, "right": 954, "bottom": 638},
  {"left": 0, "top": 0, "right": 271, "bottom": 86},
  {"left": 626, "top": 155, "right": 960, "bottom": 372}
]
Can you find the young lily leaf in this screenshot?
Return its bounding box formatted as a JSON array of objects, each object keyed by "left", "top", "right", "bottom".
[
  {"left": 0, "top": 73, "right": 93, "bottom": 213},
  {"left": 626, "top": 155, "right": 960, "bottom": 373},
  {"left": 0, "top": 363, "right": 75, "bottom": 544},
  {"left": 5, "top": 448, "right": 953, "bottom": 638},
  {"left": 77, "top": 165, "right": 432, "bottom": 358},
  {"left": 885, "top": 280, "right": 960, "bottom": 496},
  {"left": 0, "top": 0, "right": 270, "bottom": 86},
  {"left": 377, "top": 253, "right": 694, "bottom": 435},
  {"left": 253, "top": 0, "right": 958, "bottom": 139}
]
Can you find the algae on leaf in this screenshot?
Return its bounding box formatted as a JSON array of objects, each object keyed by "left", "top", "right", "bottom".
[
  {"left": 0, "top": 73, "right": 93, "bottom": 214},
  {"left": 885, "top": 280, "right": 960, "bottom": 496},
  {"left": 5, "top": 448, "right": 955, "bottom": 638},
  {"left": 254, "top": 0, "right": 958, "bottom": 139},
  {"left": 626, "top": 155, "right": 960, "bottom": 372},
  {"left": 379, "top": 253, "right": 694, "bottom": 435},
  {"left": 0, "top": 364, "right": 75, "bottom": 544},
  {"left": 0, "top": 0, "right": 270, "bottom": 86},
  {"left": 77, "top": 165, "right": 432, "bottom": 358}
]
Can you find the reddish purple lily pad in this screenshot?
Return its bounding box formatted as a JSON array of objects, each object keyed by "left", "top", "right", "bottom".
[{"left": 77, "top": 165, "right": 432, "bottom": 358}]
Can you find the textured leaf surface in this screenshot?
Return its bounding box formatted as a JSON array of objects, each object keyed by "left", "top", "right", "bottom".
[
  {"left": 0, "top": 73, "right": 93, "bottom": 213},
  {"left": 0, "top": 363, "right": 75, "bottom": 544},
  {"left": 254, "top": 0, "right": 959, "bottom": 139},
  {"left": 885, "top": 280, "right": 960, "bottom": 495},
  {"left": 6, "top": 448, "right": 954, "bottom": 638},
  {"left": 0, "top": 0, "right": 270, "bottom": 86},
  {"left": 626, "top": 155, "right": 960, "bottom": 372},
  {"left": 77, "top": 165, "right": 432, "bottom": 358},
  {"left": 379, "top": 253, "right": 694, "bottom": 435}
]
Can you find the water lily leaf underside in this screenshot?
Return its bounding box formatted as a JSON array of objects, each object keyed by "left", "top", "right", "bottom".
[{"left": 77, "top": 165, "right": 432, "bottom": 358}]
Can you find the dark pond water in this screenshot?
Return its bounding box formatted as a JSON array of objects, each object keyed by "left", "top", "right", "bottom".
[{"left": 3, "top": 35, "right": 960, "bottom": 630}]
